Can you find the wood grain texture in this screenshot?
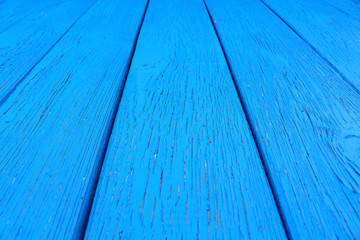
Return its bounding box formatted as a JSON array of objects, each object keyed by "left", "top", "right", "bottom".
[
  {"left": 204, "top": 0, "right": 360, "bottom": 238},
  {"left": 0, "top": 0, "right": 96, "bottom": 105},
  {"left": 85, "top": 0, "right": 286, "bottom": 239},
  {"left": 0, "top": 0, "right": 33, "bottom": 33},
  {"left": 0, "top": 0, "right": 62, "bottom": 34},
  {"left": 0, "top": 0, "right": 147, "bottom": 238},
  {"left": 261, "top": 0, "right": 360, "bottom": 90},
  {"left": 315, "top": 0, "right": 360, "bottom": 21}
]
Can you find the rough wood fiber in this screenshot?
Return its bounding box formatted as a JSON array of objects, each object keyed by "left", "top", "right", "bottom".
[
  {"left": 0, "top": 0, "right": 96, "bottom": 104},
  {"left": 315, "top": 0, "right": 360, "bottom": 21},
  {"left": 0, "top": 0, "right": 63, "bottom": 34},
  {"left": 0, "top": 0, "right": 34, "bottom": 33},
  {"left": 0, "top": 0, "right": 147, "bottom": 238},
  {"left": 261, "top": 0, "right": 360, "bottom": 90},
  {"left": 204, "top": 0, "right": 360, "bottom": 238},
  {"left": 0, "top": 0, "right": 31, "bottom": 33},
  {"left": 85, "top": 0, "right": 286, "bottom": 239}
]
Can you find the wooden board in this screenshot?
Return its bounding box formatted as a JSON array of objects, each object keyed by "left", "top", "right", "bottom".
[
  {"left": 0, "top": 0, "right": 148, "bottom": 238},
  {"left": 0, "top": 0, "right": 62, "bottom": 34},
  {"left": 260, "top": 0, "right": 360, "bottom": 90},
  {"left": 0, "top": 0, "right": 96, "bottom": 104},
  {"left": 315, "top": 0, "right": 360, "bottom": 21},
  {"left": 84, "top": 0, "right": 287, "bottom": 238},
  {"left": 204, "top": 0, "right": 360, "bottom": 238},
  {"left": 0, "top": 0, "right": 33, "bottom": 33}
]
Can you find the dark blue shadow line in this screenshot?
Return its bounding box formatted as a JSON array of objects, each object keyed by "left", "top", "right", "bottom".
[
  {"left": 259, "top": 0, "right": 360, "bottom": 96},
  {"left": 0, "top": 0, "right": 99, "bottom": 107},
  {"left": 202, "top": 0, "right": 292, "bottom": 239},
  {"left": 77, "top": 1, "right": 150, "bottom": 239}
]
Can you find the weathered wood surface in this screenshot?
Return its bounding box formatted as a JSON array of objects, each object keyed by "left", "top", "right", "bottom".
[
  {"left": 0, "top": 0, "right": 61, "bottom": 34},
  {"left": 85, "top": 0, "right": 287, "bottom": 239},
  {"left": 315, "top": 0, "right": 360, "bottom": 21},
  {"left": 204, "top": 0, "right": 360, "bottom": 238},
  {"left": 0, "top": 0, "right": 147, "bottom": 238},
  {"left": 261, "top": 0, "right": 360, "bottom": 90},
  {"left": 0, "top": 0, "right": 36, "bottom": 33},
  {"left": 0, "top": 0, "right": 96, "bottom": 104}
]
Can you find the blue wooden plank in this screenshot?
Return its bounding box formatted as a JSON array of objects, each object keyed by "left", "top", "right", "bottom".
[
  {"left": 0, "top": 0, "right": 96, "bottom": 105},
  {"left": 0, "top": 0, "right": 58, "bottom": 34},
  {"left": 261, "top": 0, "right": 360, "bottom": 90},
  {"left": 0, "top": 0, "right": 147, "bottom": 238},
  {"left": 0, "top": 0, "right": 30, "bottom": 33},
  {"left": 204, "top": 0, "right": 360, "bottom": 238},
  {"left": 85, "top": 0, "right": 287, "bottom": 238},
  {"left": 315, "top": 0, "right": 360, "bottom": 21}
]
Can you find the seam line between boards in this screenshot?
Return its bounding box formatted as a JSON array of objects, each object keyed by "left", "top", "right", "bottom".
[
  {"left": 77, "top": 1, "right": 150, "bottom": 239},
  {"left": 0, "top": 21, "right": 19, "bottom": 35},
  {"left": 202, "top": 0, "right": 292, "bottom": 239},
  {"left": 0, "top": 0, "right": 99, "bottom": 107},
  {"left": 259, "top": 0, "right": 360, "bottom": 96}
]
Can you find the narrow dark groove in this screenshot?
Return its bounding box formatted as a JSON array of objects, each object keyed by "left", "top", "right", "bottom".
[
  {"left": 76, "top": 1, "right": 150, "bottom": 239},
  {"left": 259, "top": 0, "right": 360, "bottom": 96},
  {"left": 0, "top": 0, "right": 99, "bottom": 107},
  {"left": 0, "top": 21, "right": 20, "bottom": 35},
  {"left": 202, "top": 0, "right": 292, "bottom": 239}
]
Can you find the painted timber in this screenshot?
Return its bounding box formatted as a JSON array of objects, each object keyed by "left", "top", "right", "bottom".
[
  {"left": 0, "top": 0, "right": 147, "bottom": 238},
  {"left": 0, "top": 0, "right": 64, "bottom": 34},
  {"left": 205, "top": 0, "right": 360, "bottom": 238},
  {"left": 85, "top": 0, "right": 286, "bottom": 239},
  {"left": 0, "top": 0, "right": 96, "bottom": 104},
  {"left": 261, "top": 0, "right": 360, "bottom": 90}
]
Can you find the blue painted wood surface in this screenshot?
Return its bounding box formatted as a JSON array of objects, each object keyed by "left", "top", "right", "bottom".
[
  {"left": 204, "top": 0, "right": 360, "bottom": 238},
  {"left": 0, "top": 0, "right": 66, "bottom": 33},
  {"left": 0, "top": 0, "right": 147, "bottom": 238},
  {"left": 315, "top": 0, "right": 360, "bottom": 21},
  {"left": 0, "top": 0, "right": 96, "bottom": 104},
  {"left": 262, "top": 0, "right": 360, "bottom": 90},
  {"left": 1, "top": 0, "right": 360, "bottom": 238},
  {"left": 84, "top": 0, "right": 286, "bottom": 238}
]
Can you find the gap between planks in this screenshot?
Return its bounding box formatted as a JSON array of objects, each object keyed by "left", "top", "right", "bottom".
[
  {"left": 202, "top": 0, "right": 292, "bottom": 239},
  {"left": 0, "top": 0, "right": 149, "bottom": 238},
  {"left": 78, "top": 0, "right": 150, "bottom": 238},
  {"left": 0, "top": 0, "right": 98, "bottom": 107},
  {"left": 259, "top": 0, "right": 360, "bottom": 96}
]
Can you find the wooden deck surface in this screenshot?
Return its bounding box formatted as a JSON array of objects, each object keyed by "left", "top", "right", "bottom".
[{"left": 0, "top": 0, "right": 359, "bottom": 239}]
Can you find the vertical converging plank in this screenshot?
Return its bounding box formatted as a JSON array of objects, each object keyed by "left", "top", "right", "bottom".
[
  {"left": 0, "top": 0, "right": 147, "bottom": 238},
  {"left": 0, "top": 0, "right": 96, "bottom": 103},
  {"left": 260, "top": 0, "right": 360, "bottom": 90},
  {"left": 204, "top": 0, "right": 360, "bottom": 238},
  {"left": 85, "top": 0, "right": 286, "bottom": 238}
]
